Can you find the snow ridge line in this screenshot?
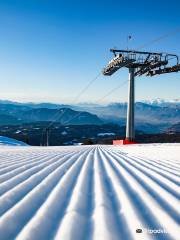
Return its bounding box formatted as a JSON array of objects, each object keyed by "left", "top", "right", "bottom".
[
  {"left": 104, "top": 148, "right": 179, "bottom": 197},
  {"left": 0, "top": 149, "right": 81, "bottom": 182},
  {"left": 0, "top": 148, "right": 80, "bottom": 169},
  {"left": 103, "top": 149, "right": 180, "bottom": 221},
  {"left": 107, "top": 147, "right": 180, "bottom": 184},
  {"left": 0, "top": 151, "right": 49, "bottom": 166},
  {"left": 107, "top": 147, "right": 180, "bottom": 172},
  {"left": 0, "top": 153, "right": 62, "bottom": 184},
  {"left": 16, "top": 147, "right": 94, "bottom": 240},
  {"left": 130, "top": 156, "right": 180, "bottom": 175},
  {"left": 98, "top": 146, "right": 152, "bottom": 240},
  {"left": 91, "top": 147, "right": 134, "bottom": 240},
  {"left": 0, "top": 152, "right": 86, "bottom": 215},
  {"left": 0, "top": 145, "right": 179, "bottom": 240},
  {"left": 125, "top": 155, "right": 180, "bottom": 185},
  {"left": 102, "top": 147, "right": 180, "bottom": 240},
  {"left": 54, "top": 147, "right": 96, "bottom": 240},
  {"left": 0, "top": 152, "right": 53, "bottom": 174},
  {"left": 0, "top": 153, "right": 79, "bottom": 196},
  {"left": 0, "top": 148, "right": 91, "bottom": 239}
]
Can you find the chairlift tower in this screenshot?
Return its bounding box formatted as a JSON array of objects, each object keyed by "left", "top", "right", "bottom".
[{"left": 102, "top": 49, "right": 180, "bottom": 143}]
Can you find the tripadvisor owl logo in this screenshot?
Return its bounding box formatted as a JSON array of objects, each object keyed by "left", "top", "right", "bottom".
[{"left": 136, "top": 228, "right": 143, "bottom": 233}]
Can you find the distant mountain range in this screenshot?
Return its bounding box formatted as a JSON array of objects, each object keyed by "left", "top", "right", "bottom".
[
  {"left": 0, "top": 102, "right": 103, "bottom": 126},
  {"left": 141, "top": 98, "right": 180, "bottom": 108},
  {"left": 72, "top": 101, "right": 180, "bottom": 133},
  {"left": 0, "top": 99, "right": 179, "bottom": 133}
]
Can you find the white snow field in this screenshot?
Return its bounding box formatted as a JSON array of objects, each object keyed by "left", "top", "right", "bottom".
[{"left": 0, "top": 144, "right": 179, "bottom": 240}]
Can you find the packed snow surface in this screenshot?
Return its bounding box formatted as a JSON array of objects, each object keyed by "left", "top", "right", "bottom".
[{"left": 0, "top": 144, "right": 179, "bottom": 240}]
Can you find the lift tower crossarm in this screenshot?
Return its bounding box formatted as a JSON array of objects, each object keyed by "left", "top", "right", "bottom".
[
  {"left": 110, "top": 49, "right": 163, "bottom": 56},
  {"left": 148, "top": 64, "right": 180, "bottom": 76},
  {"left": 135, "top": 60, "right": 168, "bottom": 76}
]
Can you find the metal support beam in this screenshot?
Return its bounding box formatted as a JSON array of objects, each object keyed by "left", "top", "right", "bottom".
[
  {"left": 126, "top": 68, "right": 135, "bottom": 141},
  {"left": 148, "top": 64, "right": 180, "bottom": 76},
  {"left": 110, "top": 49, "right": 163, "bottom": 56},
  {"left": 46, "top": 128, "right": 49, "bottom": 146}
]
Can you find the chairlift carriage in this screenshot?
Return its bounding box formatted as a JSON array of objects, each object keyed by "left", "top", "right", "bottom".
[{"left": 102, "top": 49, "right": 180, "bottom": 143}]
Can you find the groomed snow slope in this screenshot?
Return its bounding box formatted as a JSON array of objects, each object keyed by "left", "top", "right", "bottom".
[{"left": 0, "top": 144, "right": 179, "bottom": 240}]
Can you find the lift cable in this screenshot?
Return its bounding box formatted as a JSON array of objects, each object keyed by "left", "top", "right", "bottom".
[
  {"left": 59, "top": 28, "right": 180, "bottom": 127},
  {"left": 137, "top": 27, "right": 180, "bottom": 51},
  {"left": 40, "top": 72, "right": 102, "bottom": 145},
  {"left": 48, "top": 72, "right": 101, "bottom": 128},
  {"left": 60, "top": 80, "right": 128, "bottom": 126},
  {"left": 45, "top": 27, "right": 180, "bottom": 129},
  {"left": 40, "top": 27, "right": 180, "bottom": 145}
]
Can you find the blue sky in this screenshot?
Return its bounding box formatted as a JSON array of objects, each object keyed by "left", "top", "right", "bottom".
[{"left": 0, "top": 0, "right": 179, "bottom": 103}]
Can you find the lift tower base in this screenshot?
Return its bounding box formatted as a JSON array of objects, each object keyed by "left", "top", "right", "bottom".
[{"left": 113, "top": 139, "right": 137, "bottom": 145}]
